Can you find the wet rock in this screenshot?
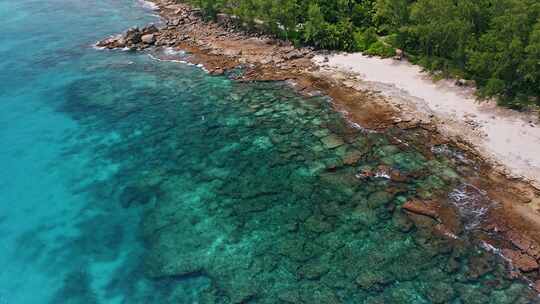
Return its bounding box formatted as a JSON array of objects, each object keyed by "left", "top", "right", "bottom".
[
  {"left": 505, "top": 231, "right": 539, "bottom": 258},
  {"left": 141, "top": 33, "right": 156, "bottom": 45},
  {"left": 405, "top": 211, "right": 439, "bottom": 236},
  {"left": 142, "top": 24, "right": 159, "bottom": 35},
  {"left": 96, "top": 36, "right": 123, "bottom": 48},
  {"left": 124, "top": 27, "right": 142, "bottom": 44},
  {"left": 356, "top": 166, "right": 374, "bottom": 179},
  {"left": 115, "top": 36, "right": 128, "bottom": 47},
  {"left": 154, "top": 37, "right": 167, "bottom": 46},
  {"left": 402, "top": 199, "right": 440, "bottom": 221},
  {"left": 209, "top": 68, "right": 225, "bottom": 76},
  {"left": 389, "top": 168, "right": 408, "bottom": 182},
  {"left": 502, "top": 248, "right": 539, "bottom": 272}
]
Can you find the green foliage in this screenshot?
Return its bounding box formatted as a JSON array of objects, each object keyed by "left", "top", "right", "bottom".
[
  {"left": 182, "top": 0, "right": 540, "bottom": 108},
  {"left": 366, "top": 40, "right": 395, "bottom": 57},
  {"left": 373, "top": 0, "right": 409, "bottom": 33},
  {"left": 466, "top": 0, "right": 540, "bottom": 107},
  {"left": 191, "top": 0, "right": 225, "bottom": 19},
  {"left": 405, "top": 0, "right": 479, "bottom": 65},
  {"left": 354, "top": 27, "right": 378, "bottom": 51},
  {"left": 351, "top": 1, "right": 376, "bottom": 28},
  {"left": 303, "top": 3, "right": 327, "bottom": 48}
]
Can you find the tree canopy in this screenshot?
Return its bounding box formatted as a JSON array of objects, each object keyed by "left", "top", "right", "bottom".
[{"left": 185, "top": 0, "right": 540, "bottom": 109}]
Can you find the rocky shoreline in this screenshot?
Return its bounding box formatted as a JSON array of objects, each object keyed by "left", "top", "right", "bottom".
[{"left": 97, "top": 0, "right": 540, "bottom": 296}]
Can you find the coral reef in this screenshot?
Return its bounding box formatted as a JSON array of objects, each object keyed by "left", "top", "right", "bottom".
[{"left": 59, "top": 57, "right": 540, "bottom": 302}]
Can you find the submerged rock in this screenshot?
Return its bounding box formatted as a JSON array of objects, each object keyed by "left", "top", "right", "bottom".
[
  {"left": 299, "top": 260, "right": 330, "bottom": 279},
  {"left": 119, "top": 185, "right": 156, "bottom": 208},
  {"left": 277, "top": 289, "right": 301, "bottom": 303},
  {"left": 425, "top": 282, "right": 455, "bottom": 304},
  {"left": 77, "top": 38, "right": 540, "bottom": 300},
  {"left": 342, "top": 149, "right": 363, "bottom": 166},
  {"left": 321, "top": 134, "right": 344, "bottom": 149},
  {"left": 356, "top": 271, "right": 390, "bottom": 291},
  {"left": 305, "top": 215, "right": 333, "bottom": 233},
  {"left": 367, "top": 191, "right": 395, "bottom": 209}
]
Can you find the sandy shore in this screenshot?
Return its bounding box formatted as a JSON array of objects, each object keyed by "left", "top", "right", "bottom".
[
  {"left": 315, "top": 53, "right": 540, "bottom": 190},
  {"left": 98, "top": 0, "right": 540, "bottom": 289}
]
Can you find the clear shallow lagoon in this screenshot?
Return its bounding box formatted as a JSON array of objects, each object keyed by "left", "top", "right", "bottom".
[{"left": 0, "top": 0, "right": 539, "bottom": 303}]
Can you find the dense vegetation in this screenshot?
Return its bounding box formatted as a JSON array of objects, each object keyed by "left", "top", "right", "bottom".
[{"left": 185, "top": 0, "right": 540, "bottom": 108}]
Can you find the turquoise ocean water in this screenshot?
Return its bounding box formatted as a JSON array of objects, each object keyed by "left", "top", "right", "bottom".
[{"left": 1, "top": 0, "right": 539, "bottom": 303}]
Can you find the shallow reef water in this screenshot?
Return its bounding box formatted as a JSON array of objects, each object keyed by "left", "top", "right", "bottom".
[{"left": 1, "top": 0, "right": 540, "bottom": 304}]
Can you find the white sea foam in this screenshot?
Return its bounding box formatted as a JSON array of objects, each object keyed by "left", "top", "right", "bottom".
[
  {"left": 147, "top": 53, "right": 209, "bottom": 73},
  {"left": 148, "top": 53, "right": 187, "bottom": 64},
  {"left": 443, "top": 231, "right": 459, "bottom": 239},
  {"left": 431, "top": 144, "right": 473, "bottom": 165},
  {"left": 163, "top": 47, "right": 186, "bottom": 56},
  {"left": 448, "top": 184, "right": 496, "bottom": 230},
  {"left": 137, "top": 0, "right": 159, "bottom": 11},
  {"left": 480, "top": 241, "right": 508, "bottom": 262},
  {"left": 374, "top": 172, "right": 391, "bottom": 179}
]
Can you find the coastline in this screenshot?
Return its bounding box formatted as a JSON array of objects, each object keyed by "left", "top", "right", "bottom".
[
  {"left": 99, "top": 0, "right": 540, "bottom": 292},
  {"left": 315, "top": 53, "right": 540, "bottom": 190}
]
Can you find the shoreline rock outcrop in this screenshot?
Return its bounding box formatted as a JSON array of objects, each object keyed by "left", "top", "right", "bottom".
[{"left": 97, "top": 24, "right": 162, "bottom": 50}]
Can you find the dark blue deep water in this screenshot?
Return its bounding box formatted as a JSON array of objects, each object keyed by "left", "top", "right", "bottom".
[{"left": 1, "top": 0, "right": 540, "bottom": 303}]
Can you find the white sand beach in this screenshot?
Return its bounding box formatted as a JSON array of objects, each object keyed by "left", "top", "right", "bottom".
[{"left": 314, "top": 53, "right": 540, "bottom": 189}]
